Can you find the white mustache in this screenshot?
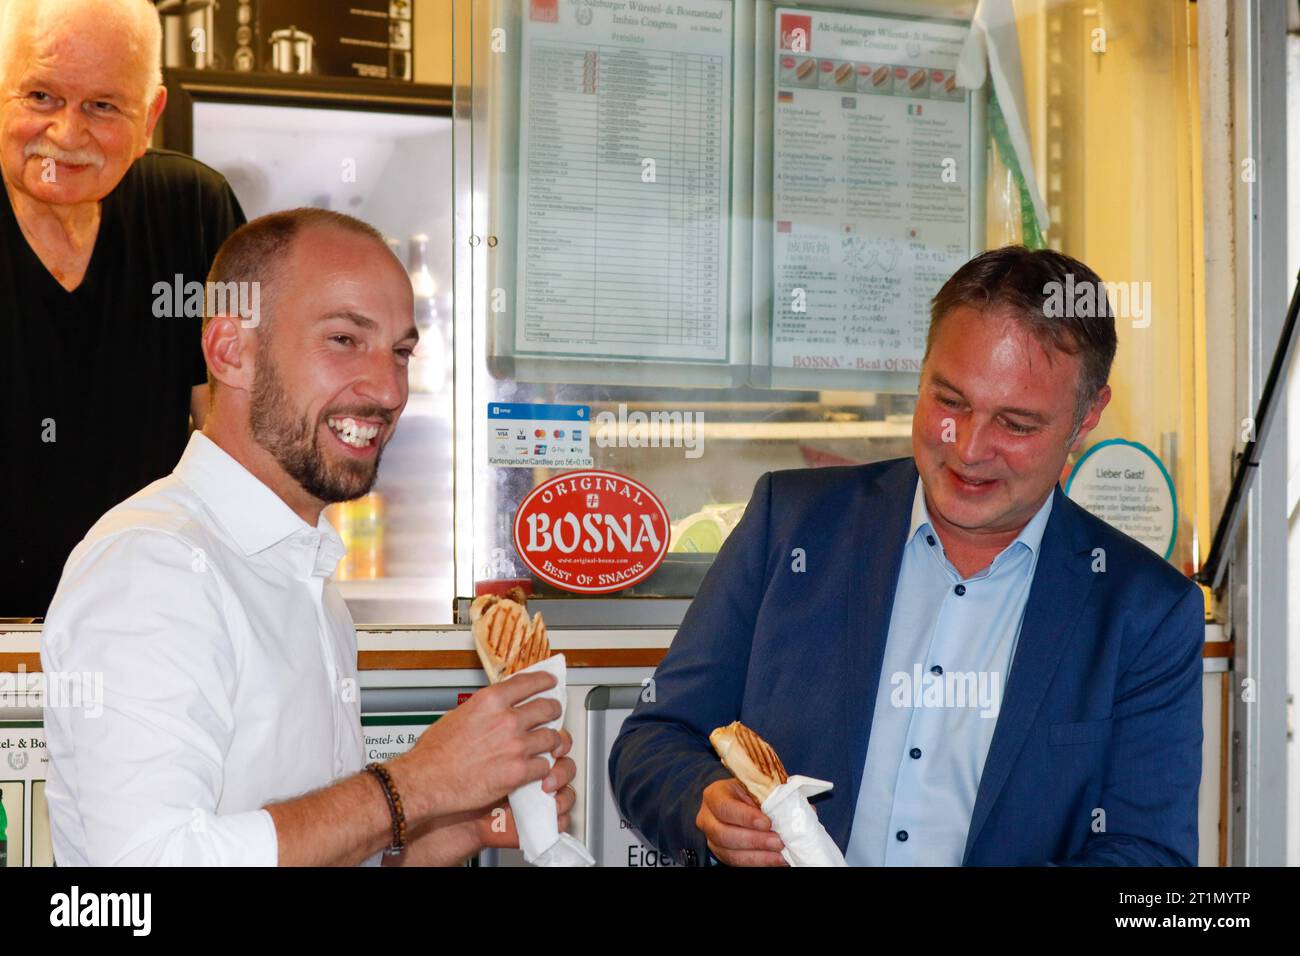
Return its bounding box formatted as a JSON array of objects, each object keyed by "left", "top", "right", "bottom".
[{"left": 24, "top": 141, "right": 104, "bottom": 168}]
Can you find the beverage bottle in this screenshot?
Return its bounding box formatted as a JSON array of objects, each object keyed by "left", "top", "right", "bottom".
[
  {"left": 407, "top": 234, "right": 437, "bottom": 329},
  {"left": 348, "top": 492, "right": 386, "bottom": 580},
  {"left": 406, "top": 234, "right": 446, "bottom": 393},
  {"left": 327, "top": 495, "right": 385, "bottom": 580}
]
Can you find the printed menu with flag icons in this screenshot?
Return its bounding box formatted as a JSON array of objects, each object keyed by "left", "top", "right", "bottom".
[
  {"left": 772, "top": 7, "right": 973, "bottom": 378},
  {"left": 488, "top": 403, "right": 594, "bottom": 469}
]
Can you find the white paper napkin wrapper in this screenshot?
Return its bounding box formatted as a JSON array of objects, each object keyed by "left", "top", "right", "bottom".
[
  {"left": 505, "top": 653, "right": 595, "bottom": 867},
  {"left": 760, "top": 775, "right": 846, "bottom": 867}
]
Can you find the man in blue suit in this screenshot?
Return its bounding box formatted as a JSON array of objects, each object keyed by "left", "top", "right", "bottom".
[{"left": 610, "top": 246, "right": 1204, "bottom": 866}]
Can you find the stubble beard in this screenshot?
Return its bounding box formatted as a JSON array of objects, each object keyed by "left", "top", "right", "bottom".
[{"left": 248, "top": 345, "right": 383, "bottom": 504}]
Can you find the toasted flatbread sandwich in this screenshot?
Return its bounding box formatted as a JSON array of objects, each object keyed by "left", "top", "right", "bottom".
[
  {"left": 471, "top": 589, "right": 550, "bottom": 682},
  {"left": 709, "top": 720, "right": 789, "bottom": 804}
]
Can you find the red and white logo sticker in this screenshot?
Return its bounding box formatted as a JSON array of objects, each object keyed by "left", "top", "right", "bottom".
[
  {"left": 530, "top": 0, "right": 558, "bottom": 23},
  {"left": 513, "top": 470, "right": 669, "bottom": 594},
  {"left": 779, "top": 13, "right": 812, "bottom": 52}
]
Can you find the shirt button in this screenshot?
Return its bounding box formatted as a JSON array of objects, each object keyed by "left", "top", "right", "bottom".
[
  {"left": 926, "top": 534, "right": 936, "bottom": 546},
  {"left": 910, "top": 747, "right": 922, "bottom": 759},
  {"left": 930, "top": 665, "right": 943, "bottom": 675},
  {"left": 954, "top": 584, "right": 966, "bottom": 596},
  {"left": 896, "top": 830, "right": 909, "bottom": 842}
]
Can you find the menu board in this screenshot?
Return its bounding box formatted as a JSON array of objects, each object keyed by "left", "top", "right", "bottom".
[
  {"left": 770, "top": 8, "right": 973, "bottom": 374},
  {"left": 515, "top": 0, "right": 733, "bottom": 363}
]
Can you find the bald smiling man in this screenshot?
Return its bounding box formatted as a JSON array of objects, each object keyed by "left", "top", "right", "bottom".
[{"left": 0, "top": 0, "right": 245, "bottom": 616}]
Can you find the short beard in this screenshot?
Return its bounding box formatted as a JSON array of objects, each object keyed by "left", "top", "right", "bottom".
[{"left": 248, "top": 342, "right": 384, "bottom": 505}]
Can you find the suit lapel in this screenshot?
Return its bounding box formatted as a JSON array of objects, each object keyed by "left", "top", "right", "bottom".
[
  {"left": 961, "top": 486, "right": 1096, "bottom": 863},
  {"left": 827, "top": 457, "right": 918, "bottom": 848}
]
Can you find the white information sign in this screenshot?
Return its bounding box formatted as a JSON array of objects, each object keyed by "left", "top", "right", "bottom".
[
  {"left": 1066, "top": 439, "right": 1178, "bottom": 560},
  {"left": 592, "top": 705, "right": 675, "bottom": 867},
  {"left": 771, "top": 7, "right": 972, "bottom": 373},
  {"left": 1, "top": 724, "right": 52, "bottom": 867}
]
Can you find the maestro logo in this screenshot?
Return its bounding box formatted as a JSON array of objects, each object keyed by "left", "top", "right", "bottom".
[{"left": 514, "top": 470, "right": 669, "bottom": 594}]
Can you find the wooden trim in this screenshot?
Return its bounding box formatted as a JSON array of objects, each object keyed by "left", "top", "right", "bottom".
[
  {"left": 357, "top": 648, "right": 669, "bottom": 671},
  {"left": 159, "top": 67, "right": 451, "bottom": 157},
  {"left": 165, "top": 68, "right": 452, "bottom": 106},
  {"left": 1, "top": 649, "right": 669, "bottom": 673},
  {"left": 177, "top": 82, "right": 451, "bottom": 108},
  {"left": 358, "top": 650, "right": 481, "bottom": 670},
  {"left": 0, "top": 641, "right": 1236, "bottom": 674},
  {"left": 0, "top": 654, "right": 40, "bottom": 672}
]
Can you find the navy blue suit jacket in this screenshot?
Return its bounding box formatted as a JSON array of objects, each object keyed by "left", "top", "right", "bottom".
[{"left": 609, "top": 457, "right": 1204, "bottom": 866}]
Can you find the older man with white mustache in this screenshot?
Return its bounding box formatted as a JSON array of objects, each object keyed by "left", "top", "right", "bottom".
[{"left": 0, "top": 0, "right": 245, "bottom": 616}]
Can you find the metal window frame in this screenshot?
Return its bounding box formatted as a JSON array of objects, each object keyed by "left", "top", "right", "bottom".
[{"left": 1228, "top": 0, "right": 1290, "bottom": 868}]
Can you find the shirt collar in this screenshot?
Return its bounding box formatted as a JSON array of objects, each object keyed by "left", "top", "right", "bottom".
[
  {"left": 909, "top": 476, "right": 1054, "bottom": 559},
  {"left": 175, "top": 431, "right": 346, "bottom": 576}
]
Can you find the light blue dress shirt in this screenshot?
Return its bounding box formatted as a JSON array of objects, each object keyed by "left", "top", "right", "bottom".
[{"left": 844, "top": 478, "right": 1054, "bottom": 865}]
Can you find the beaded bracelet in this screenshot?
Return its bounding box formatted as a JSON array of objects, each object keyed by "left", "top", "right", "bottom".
[{"left": 365, "top": 762, "right": 407, "bottom": 856}]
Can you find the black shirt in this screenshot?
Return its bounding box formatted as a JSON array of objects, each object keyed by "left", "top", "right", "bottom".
[{"left": 0, "top": 149, "right": 246, "bottom": 616}]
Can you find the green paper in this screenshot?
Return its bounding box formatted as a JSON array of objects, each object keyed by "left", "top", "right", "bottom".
[{"left": 989, "top": 89, "right": 1044, "bottom": 249}]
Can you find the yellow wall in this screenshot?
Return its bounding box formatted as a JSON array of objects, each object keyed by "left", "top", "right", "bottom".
[
  {"left": 1012, "top": 0, "right": 1207, "bottom": 573},
  {"left": 414, "top": 0, "right": 460, "bottom": 86}
]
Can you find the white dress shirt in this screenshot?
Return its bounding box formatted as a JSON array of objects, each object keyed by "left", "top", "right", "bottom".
[
  {"left": 42, "top": 431, "right": 380, "bottom": 866},
  {"left": 845, "top": 478, "right": 1052, "bottom": 865}
]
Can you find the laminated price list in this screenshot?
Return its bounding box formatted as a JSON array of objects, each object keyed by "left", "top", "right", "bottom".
[{"left": 515, "top": 0, "right": 733, "bottom": 363}]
